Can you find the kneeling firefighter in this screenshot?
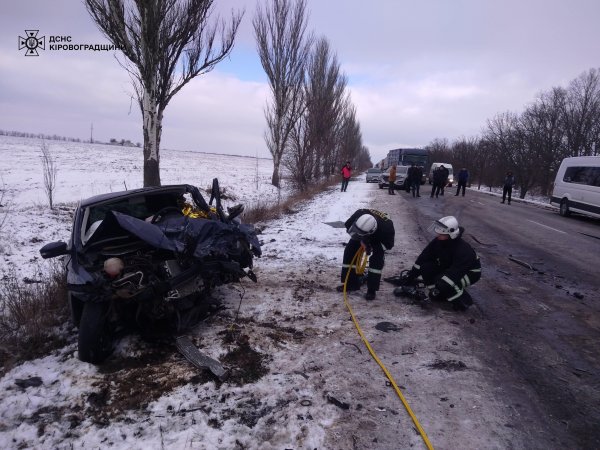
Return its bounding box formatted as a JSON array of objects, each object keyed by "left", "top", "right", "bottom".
[
  {"left": 395, "top": 216, "right": 481, "bottom": 310},
  {"left": 338, "top": 209, "right": 395, "bottom": 301}
]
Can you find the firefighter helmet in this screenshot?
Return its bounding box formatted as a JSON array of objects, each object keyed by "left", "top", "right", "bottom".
[
  {"left": 432, "top": 216, "right": 460, "bottom": 239},
  {"left": 348, "top": 214, "right": 377, "bottom": 239}
]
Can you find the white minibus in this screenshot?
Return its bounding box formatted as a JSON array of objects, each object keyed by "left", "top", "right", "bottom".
[{"left": 550, "top": 156, "right": 600, "bottom": 219}]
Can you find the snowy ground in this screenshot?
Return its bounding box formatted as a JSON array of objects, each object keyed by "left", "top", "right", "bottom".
[{"left": 0, "top": 137, "right": 555, "bottom": 449}]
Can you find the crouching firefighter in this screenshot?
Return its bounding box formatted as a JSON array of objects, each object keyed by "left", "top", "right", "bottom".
[
  {"left": 337, "top": 209, "right": 395, "bottom": 301},
  {"left": 394, "top": 216, "right": 481, "bottom": 311}
]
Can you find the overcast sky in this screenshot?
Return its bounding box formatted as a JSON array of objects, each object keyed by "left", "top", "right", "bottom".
[{"left": 1, "top": 0, "right": 599, "bottom": 163}]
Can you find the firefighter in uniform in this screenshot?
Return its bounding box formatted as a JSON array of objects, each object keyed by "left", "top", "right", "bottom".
[
  {"left": 337, "top": 209, "right": 395, "bottom": 301},
  {"left": 395, "top": 215, "right": 481, "bottom": 310}
]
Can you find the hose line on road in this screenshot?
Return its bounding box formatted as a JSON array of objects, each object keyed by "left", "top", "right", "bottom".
[{"left": 341, "top": 248, "right": 434, "bottom": 450}]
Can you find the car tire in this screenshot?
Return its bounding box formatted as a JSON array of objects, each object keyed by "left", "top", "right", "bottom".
[
  {"left": 379, "top": 184, "right": 383, "bottom": 189},
  {"left": 69, "top": 292, "right": 84, "bottom": 328},
  {"left": 559, "top": 198, "right": 570, "bottom": 217},
  {"left": 78, "top": 301, "right": 113, "bottom": 364}
]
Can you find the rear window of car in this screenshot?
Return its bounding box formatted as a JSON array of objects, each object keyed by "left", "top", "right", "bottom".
[{"left": 367, "top": 168, "right": 381, "bottom": 173}]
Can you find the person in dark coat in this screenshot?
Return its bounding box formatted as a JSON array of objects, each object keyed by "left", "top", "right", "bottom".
[
  {"left": 394, "top": 215, "right": 481, "bottom": 311},
  {"left": 501, "top": 171, "right": 515, "bottom": 204},
  {"left": 455, "top": 168, "right": 469, "bottom": 196},
  {"left": 431, "top": 165, "right": 449, "bottom": 198},
  {"left": 337, "top": 209, "right": 395, "bottom": 301},
  {"left": 408, "top": 163, "right": 423, "bottom": 197}
]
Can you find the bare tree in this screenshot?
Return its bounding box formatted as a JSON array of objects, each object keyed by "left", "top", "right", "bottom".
[
  {"left": 40, "top": 141, "right": 57, "bottom": 209},
  {"left": 253, "top": 0, "right": 312, "bottom": 187},
  {"left": 305, "top": 37, "right": 347, "bottom": 178},
  {"left": 85, "top": 0, "right": 243, "bottom": 187},
  {"left": 562, "top": 68, "right": 600, "bottom": 157}
]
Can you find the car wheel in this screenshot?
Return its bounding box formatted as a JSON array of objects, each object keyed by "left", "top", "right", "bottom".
[
  {"left": 379, "top": 184, "right": 383, "bottom": 189},
  {"left": 69, "top": 292, "right": 84, "bottom": 328},
  {"left": 78, "top": 301, "right": 113, "bottom": 364},
  {"left": 559, "top": 198, "right": 570, "bottom": 217}
]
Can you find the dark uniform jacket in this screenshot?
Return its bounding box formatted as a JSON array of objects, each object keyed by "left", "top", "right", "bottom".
[
  {"left": 345, "top": 208, "right": 395, "bottom": 250},
  {"left": 413, "top": 227, "right": 480, "bottom": 287}
]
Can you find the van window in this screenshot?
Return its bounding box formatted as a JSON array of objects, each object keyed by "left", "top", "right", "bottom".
[{"left": 564, "top": 166, "right": 600, "bottom": 187}]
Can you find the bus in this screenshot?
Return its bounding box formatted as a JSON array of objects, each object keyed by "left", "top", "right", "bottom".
[
  {"left": 550, "top": 156, "right": 600, "bottom": 219},
  {"left": 384, "top": 148, "right": 428, "bottom": 169}
]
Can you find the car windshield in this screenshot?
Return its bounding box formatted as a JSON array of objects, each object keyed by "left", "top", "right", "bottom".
[
  {"left": 367, "top": 169, "right": 381, "bottom": 173},
  {"left": 81, "top": 192, "right": 184, "bottom": 245}
]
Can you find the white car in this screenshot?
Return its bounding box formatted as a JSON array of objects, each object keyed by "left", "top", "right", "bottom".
[{"left": 365, "top": 168, "right": 382, "bottom": 183}]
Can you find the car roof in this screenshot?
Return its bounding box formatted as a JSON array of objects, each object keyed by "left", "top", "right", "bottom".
[{"left": 79, "top": 184, "right": 191, "bottom": 207}]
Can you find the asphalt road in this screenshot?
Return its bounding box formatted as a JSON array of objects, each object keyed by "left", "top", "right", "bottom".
[{"left": 401, "top": 186, "right": 600, "bottom": 449}]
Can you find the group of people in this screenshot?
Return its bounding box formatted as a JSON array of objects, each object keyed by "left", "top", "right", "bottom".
[
  {"left": 335, "top": 162, "right": 519, "bottom": 311},
  {"left": 338, "top": 209, "right": 481, "bottom": 311}
]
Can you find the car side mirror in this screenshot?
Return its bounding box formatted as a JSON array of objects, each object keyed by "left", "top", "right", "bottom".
[{"left": 40, "top": 241, "right": 68, "bottom": 259}]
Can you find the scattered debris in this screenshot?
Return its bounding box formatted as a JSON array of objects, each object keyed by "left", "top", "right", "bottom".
[
  {"left": 573, "top": 292, "right": 584, "bottom": 300},
  {"left": 508, "top": 256, "right": 533, "bottom": 270},
  {"left": 323, "top": 221, "right": 346, "bottom": 228},
  {"left": 326, "top": 394, "right": 350, "bottom": 410},
  {"left": 175, "top": 336, "right": 228, "bottom": 381},
  {"left": 427, "top": 359, "right": 467, "bottom": 371},
  {"left": 15, "top": 376, "right": 43, "bottom": 389},
  {"left": 375, "top": 321, "right": 402, "bottom": 332}
]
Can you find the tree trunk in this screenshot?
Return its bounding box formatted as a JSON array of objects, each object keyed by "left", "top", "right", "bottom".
[
  {"left": 271, "top": 153, "right": 281, "bottom": 187},
  {"left": 142, "top": 87, "right": 162, "bottom": 187}
]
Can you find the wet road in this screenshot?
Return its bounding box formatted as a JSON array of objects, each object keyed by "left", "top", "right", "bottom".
[{"left": 403, "top": 187, "right": 600, "bottom": 449}]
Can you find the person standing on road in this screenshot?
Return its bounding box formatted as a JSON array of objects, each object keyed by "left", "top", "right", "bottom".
[
  {"left": 341, "top": 161, "right": 352, "bottom": 192},
  {"left": 393, "top": 216, "right": 481, "bottom": 311},
  {"left": 455, "top": 168, "right": 469, "bottom": 196},
  {"left": 501, "top": 171, "right": 515, "bottom": 204},
  {"left": 337, "top": 209, "right": 395, "bottom": 301},
  {"left": 408, "top": 163, "right": 422, "bottom": 197},
  {"left": 388, "top": 164, "right": 397, "bottom": 195},
  {"left": 438, "top": 164, "right": 449, "bottom": 196},
  {"left": 431, "top": 165, "right": 448, "bottom": 198}
]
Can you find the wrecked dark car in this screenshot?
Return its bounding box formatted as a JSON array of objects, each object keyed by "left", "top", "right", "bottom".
[{"left": 40, "top": 181, "right": 261, "bottom": 365}]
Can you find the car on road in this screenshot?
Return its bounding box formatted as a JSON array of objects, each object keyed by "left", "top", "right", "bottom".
[
  {"left": 379, "top": 166, "right": 410, "bottom": 191},
  {"left": 40, "top": 181, "right": 261, "bottom": 364},
  {"left": 365, "top": 167, "right": 382, "bottom": 183}
]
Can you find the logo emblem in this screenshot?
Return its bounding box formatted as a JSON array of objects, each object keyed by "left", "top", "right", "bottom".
[{"left": 18, "top": 30, "right": 45, "bottom": 56}]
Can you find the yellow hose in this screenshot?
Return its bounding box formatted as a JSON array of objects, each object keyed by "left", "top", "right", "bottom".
[{"left": 341, "top": 249, "right": 434, "bottom": 450}]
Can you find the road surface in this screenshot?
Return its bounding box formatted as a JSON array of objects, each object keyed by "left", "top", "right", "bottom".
[{"left": 401, "top": 186, "right": 600, "bottom": 449}]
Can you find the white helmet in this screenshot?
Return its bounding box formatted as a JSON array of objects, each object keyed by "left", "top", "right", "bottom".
[
  {"left": 432, "top": 216, "right": 460, "bottom": 239},
  {"left": 348, "top": 214, "right": 377, "bottom": 239}
]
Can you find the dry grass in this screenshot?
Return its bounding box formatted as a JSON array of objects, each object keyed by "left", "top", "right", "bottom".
[
  {"left": 242, "top": 176, "right": 339, "bottom": 224},
  {"left": 0, "top": 262, "right": 70, "bottom": 373}
]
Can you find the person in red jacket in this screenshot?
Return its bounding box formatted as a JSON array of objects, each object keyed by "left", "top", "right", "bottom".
[{"left": 341, "top": 161, "right": 352, "bottom": 192}]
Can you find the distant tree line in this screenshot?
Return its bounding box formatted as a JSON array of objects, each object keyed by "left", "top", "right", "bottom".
[
  {"left": 0, "top": 129, "right": 141, "bottom": 148},
  {"left": 425, "top": 68, "right": 600, "bottom": 198},
  {"left": 0, "top": 129, "right": 83, "bottom": 143},
  {"left": 254, "top": 0, "right": 371, "bottom": 191}
]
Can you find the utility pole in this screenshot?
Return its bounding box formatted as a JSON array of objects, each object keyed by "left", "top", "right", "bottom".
[{"left": 90, "top": 123, "right": 94, "bottom": 143}]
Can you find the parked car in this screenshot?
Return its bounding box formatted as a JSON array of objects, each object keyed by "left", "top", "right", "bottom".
[
  {"left": 40, "top": 181, "right": 261, "bottom": 364},
  {"left": 379, "top": 166, "right": 410, "bottom": 191},
  {"left": 366, "top": 167, "right": 382, "bottom": 183}
]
